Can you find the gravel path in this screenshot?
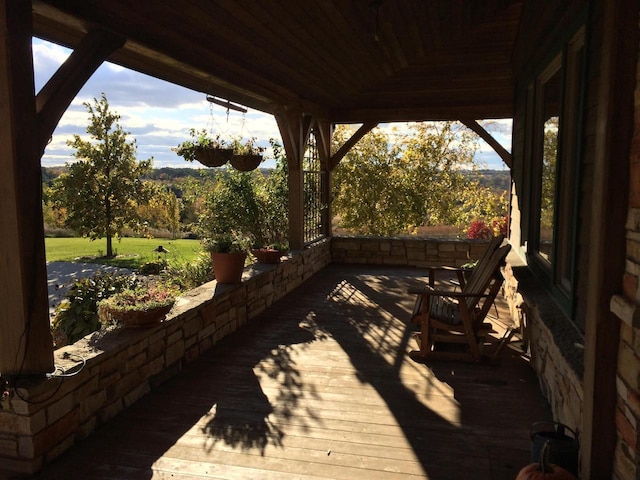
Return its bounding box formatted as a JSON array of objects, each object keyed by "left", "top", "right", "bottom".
[{"left": 47, "top": 261, "right": 133, "bottom": 317}]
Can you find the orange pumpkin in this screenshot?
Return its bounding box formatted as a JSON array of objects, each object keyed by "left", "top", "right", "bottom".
[{"left": 516, "top": 441, "right": 576, "bottom": 480}]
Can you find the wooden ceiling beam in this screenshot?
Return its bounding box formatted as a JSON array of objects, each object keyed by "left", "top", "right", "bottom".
[
  {"left": 331, "top": 106, "right": 513, "bottom": 124},
  {"left": 36, "top": 29, "right": 125, "bottom": 153},
  {"left": 32, "top": 0, "right": 522, "bottom": 129}
]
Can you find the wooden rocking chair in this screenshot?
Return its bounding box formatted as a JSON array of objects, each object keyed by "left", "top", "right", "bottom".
[
  {"left": 409, "top": 244, "right": 511, "bottom": 362},
  {"left": 426, "top": 233, "right": 505, "bottom": 288}
]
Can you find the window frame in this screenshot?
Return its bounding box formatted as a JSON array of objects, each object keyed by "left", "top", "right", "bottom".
[{"left": 526, "top": 27, "right": 586, "bottom": 320}]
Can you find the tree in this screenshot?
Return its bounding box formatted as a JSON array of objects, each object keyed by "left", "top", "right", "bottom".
[
  {"left": 196, "top": 142, "right": 289, "bottom": 248},
  {"left": 137, "top": 183, "right": 181, "bottom": 238},
  {"left": 262, "top": 139, "right": 289, "bottom": 245},
  {"left": 197, "top": 169, "right": 266, "bottom": 245},
  {"left": 51, "top": 94, "right": 152, "bottom": 257},
  {"left": 331, "top": 126, "right": 405, "bottom": 235},
  {"left": 331, "top": 122, "right": 507, "bottom": 236}
]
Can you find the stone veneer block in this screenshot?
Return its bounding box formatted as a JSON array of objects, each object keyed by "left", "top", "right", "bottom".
[
  {"left": 626, "top": 207, "right": 640, "bottom": 230},
  {"left": 31, "top": 409, "right": 79, "bottom": 459},
  {"left": 438, "top": 243, "right": 456, "bottom": 252},
  {"left": 0, "top": 435, "right": 17, "bottom": 457},
  {"left": 165, "top": 341, "right": 185, "bottom": 366},
  {"left": 45, "top": 394, "right": 74, "bottom": 425},
  {"left": 618, "top": 341, "right": 640, "bottom": 389}
]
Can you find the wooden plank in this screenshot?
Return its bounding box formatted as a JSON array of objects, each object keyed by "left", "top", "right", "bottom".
[
  {"left": 34, "top": 265, "right": 551, "bottom": 479},
  {"left": 31, "top": 1, "right": 522, "bottom": 124}
]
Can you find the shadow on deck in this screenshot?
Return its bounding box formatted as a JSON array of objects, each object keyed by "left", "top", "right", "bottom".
[{"left": 34, "top": 264, "right": 551, "bottom": 480}]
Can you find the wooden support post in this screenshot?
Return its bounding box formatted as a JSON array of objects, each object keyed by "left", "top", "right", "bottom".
[
  {"left": 581, "top": 0, "right": 637, "bottom": 478},
  {"left": 275, "top": 108, "right": 312, "bottom": 250},
  {"left": 0, "top": 1, "right": 53, "bottom": 374},
  {"left": 315, "top": 119, "right": 333, "bottom": 237}
]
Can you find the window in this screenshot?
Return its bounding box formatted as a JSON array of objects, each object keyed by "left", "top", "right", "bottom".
[{"left": 527, "top": 28, "right": 585, "bottom": 315}]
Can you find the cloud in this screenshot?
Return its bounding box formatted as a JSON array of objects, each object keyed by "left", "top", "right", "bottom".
[
  {"left": 33, "top": 38, "right": 283, "bottom": 168},
  {"left": 33, "top": 39, "right": 511, "bottom": 171}
]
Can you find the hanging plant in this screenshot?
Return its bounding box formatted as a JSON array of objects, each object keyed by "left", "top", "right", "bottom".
[
  {"left": 230, "top": 137, "right": 265, "bottom": 171},
  {"left": 173, "top": 128, "right": 233, "bottom": 167}
]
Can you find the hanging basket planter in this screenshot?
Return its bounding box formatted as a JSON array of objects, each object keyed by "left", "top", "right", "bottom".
[
  {"left": 230, "top": 153, "right": 262, "bottom": 171},
  {"left": 195, "top": 147, "right": 234, "bottom": 167},
  {"left": 229, "top": 137, "right": 265, "bottom": 171},
  {"left": 174, "top": 129, "right": 233, "bottom": 168}
]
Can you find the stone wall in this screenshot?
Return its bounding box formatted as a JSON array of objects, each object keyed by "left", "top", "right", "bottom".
[
  {"left": 331, "top": 236, "right": 489, "bottom": 267},
  {"left": 608, "top": 34, "right": 640, "bottom": 477},
  {"left": 502, "top": 260, "right": 584, "bottom": 441},
  {"left": 0, "top": 240, "right": 331, "bottom": 477}
]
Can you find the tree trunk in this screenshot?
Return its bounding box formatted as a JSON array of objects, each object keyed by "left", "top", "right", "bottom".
[{"left": 106, "top": 234, "right": 113, "bottom": 258}]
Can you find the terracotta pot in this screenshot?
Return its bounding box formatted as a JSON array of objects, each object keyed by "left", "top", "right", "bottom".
[
  {"left": 230, "top": 153, "right": 262, "bottom": 171},
  {"left": 252, "top": 248, "right": 286, "bottom": 264},
  {"left": 210, "top": 251, "right": 247, "bottom": 283},
  {"left": 194, "top": 147, "right": 233, "bottom": 167}
]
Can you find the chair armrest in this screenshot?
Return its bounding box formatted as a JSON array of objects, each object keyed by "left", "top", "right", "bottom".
[
  {"left": 428, "top": 265, "right": 469, "bottom": 273},
  {"left": 428, "top": 266, "right": 472, "bottom": 286},
  {"left": 408, "top": 286, "right": 490, "bottom": 298}
]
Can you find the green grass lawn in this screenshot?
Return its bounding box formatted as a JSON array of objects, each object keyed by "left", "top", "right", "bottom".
[{"left": 45, "top": 237, "right": 204, "bottom": 270}]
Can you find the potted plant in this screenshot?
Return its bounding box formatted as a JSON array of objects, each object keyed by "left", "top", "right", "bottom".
[
  {"left": 252, "top": 241, "right": 289, "bottom": 264},
  {"left": 174, "top": 128, "right": 233, "bottom": 167},
  {"left": 230, "top": 137, "right": 265, "bottom": 171},
  {"left": 97, "top": 284, "right": 178, "bottom": 328},
  {"left": 203, "top": 230, "right": 253, "bottom": 283}
]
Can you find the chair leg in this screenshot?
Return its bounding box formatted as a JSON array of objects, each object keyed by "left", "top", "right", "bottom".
[
  {"left": 420, "top": 321, "right": 431, "bottom": 356},
  {"left": 492, "top": 327, "right": 517, "bottom": 358}
]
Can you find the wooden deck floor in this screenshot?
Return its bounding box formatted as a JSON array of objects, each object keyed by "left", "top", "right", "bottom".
[{"left": 34, "top": 264, "right": 551, "bottom": 480}]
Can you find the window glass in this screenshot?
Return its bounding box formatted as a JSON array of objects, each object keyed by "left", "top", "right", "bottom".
[{"left": 537, "top": 65, "right": 562, "bottom": 263}]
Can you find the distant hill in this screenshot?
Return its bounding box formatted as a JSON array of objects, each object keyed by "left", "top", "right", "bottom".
[
  {"left": 42, "top": 166, "right": 510, "bottom": 191},
  {"left": 465, "top": 169, "right": 511, "bottom": 192}
]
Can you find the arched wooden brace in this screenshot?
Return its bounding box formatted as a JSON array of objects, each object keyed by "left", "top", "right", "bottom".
[
  {"left": 461, "top": 119, "right": 512, "bottom": 169},
  {"left": 0, "top": 1, "right": 123, "bottom": 375},
  {"left": 329, "top": 121, "right": 377, "bottom": 171},
  {"left": 36, "top": 29, "right": 125, "bottom": 154}
]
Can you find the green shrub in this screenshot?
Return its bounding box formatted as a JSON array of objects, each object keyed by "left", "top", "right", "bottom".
[
  {"left": 164, "top": 252, "right": 213, "bottom": 290},
  {"left": 139, "top": 260, "right": 165, "bottom": 275},
  {"left": 51, "top": 273, "right": 139, "bottom": 346}
]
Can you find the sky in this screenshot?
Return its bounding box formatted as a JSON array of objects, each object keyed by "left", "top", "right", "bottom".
[{"left": 33, "top": 38, "right": 512, "bottom": 170}]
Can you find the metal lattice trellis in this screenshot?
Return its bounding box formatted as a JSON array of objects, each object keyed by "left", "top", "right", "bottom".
[{"left": 303, "top": 131, "right": 327, "bottom": 244}]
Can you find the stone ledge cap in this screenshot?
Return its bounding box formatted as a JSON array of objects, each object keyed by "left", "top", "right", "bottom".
[{"left": 611, "top": 294, "right": 640, "bottom": 327}]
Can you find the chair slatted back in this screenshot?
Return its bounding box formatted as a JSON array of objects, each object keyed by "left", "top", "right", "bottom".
[
  {"left": 460, "top": 244, "right": 510, "bottom": 313},
  {"left": 462, "top": 234, "right": 505, "bottom": 287}
]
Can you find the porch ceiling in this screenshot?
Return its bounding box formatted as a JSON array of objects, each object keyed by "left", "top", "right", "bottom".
[{"left": 32, "top": 0, "right": 523, "bottom": 123}]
